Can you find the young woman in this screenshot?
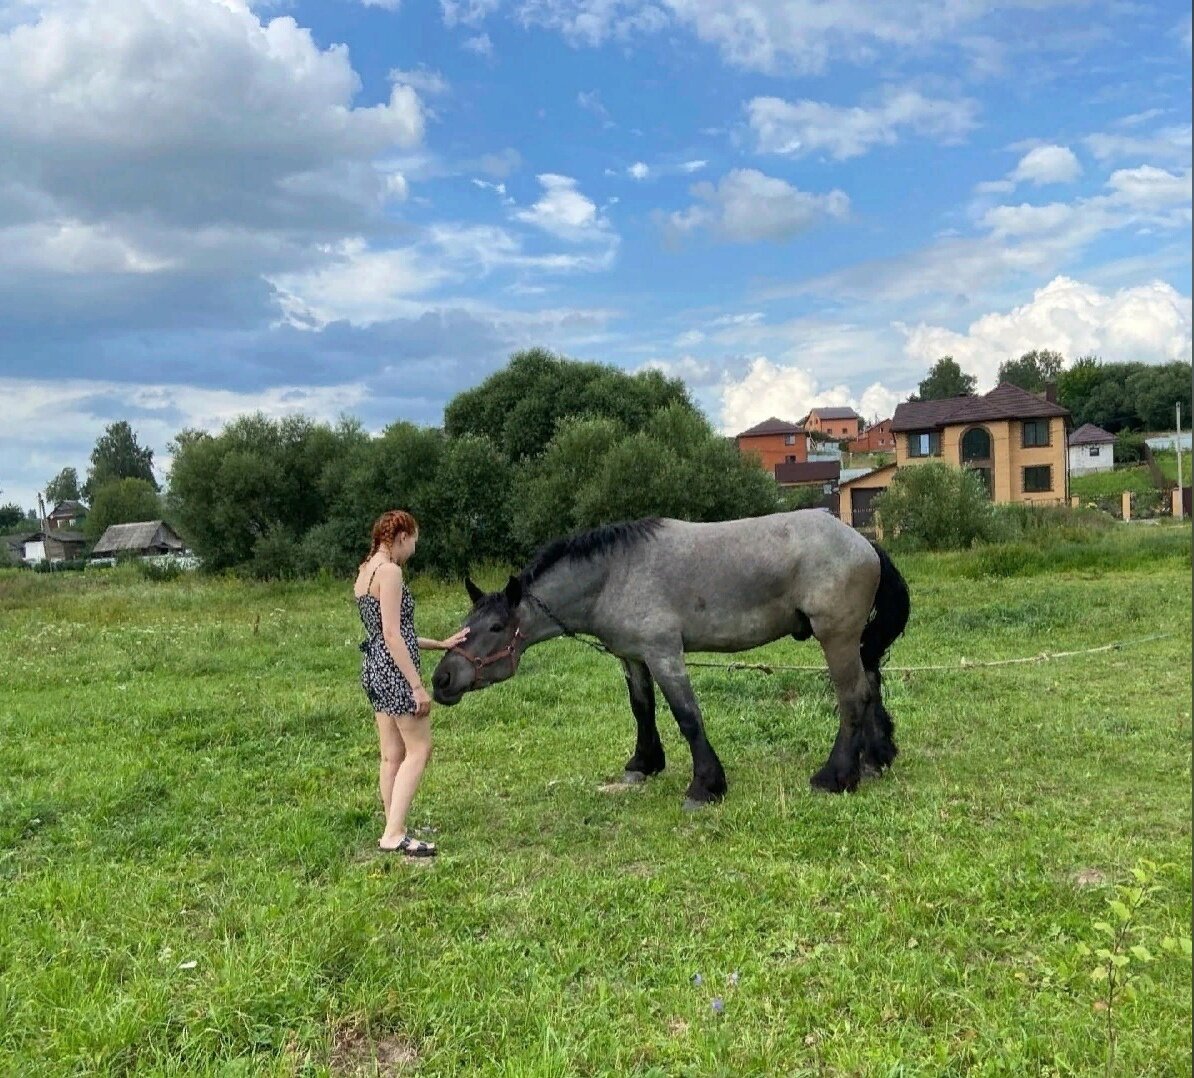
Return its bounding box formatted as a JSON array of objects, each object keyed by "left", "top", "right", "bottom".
[{"left": 354, "top": 510, "right": 467, "bottom": 857}]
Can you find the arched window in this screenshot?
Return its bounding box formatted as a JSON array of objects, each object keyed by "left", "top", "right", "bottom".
[{"left": 961, "top": 426, "right": 992, "bottom": 462}]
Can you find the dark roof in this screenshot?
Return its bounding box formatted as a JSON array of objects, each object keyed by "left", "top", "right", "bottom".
[
  {"left": 49, "top": 500, "right": 87, "bottom": 516},
  {"left": 2, "top": 531, "right": 36, "bottom": 553},
  {"left": 892, "top": 383, "right": 1070, "bottom": 432},
  {"left": 91, "top": 520, "right": 185, "bottom": 556},
  {"left": 806, "top": 406, "right": 862, "bottom": 420},
  {"left": 44, "top": 529, "right": 86, "bottom": 543},
  {"left": 775, "top": 460, "right": 840, "bottom": 485},
  {"left": 1068, "top": 422, "right": 1115, "bottom": 446},
  {"left": 737, "top": 416, "right": 805, "bottom": 437}
]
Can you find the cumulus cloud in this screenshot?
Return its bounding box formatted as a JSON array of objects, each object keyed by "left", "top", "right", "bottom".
[
  {"left": 512, "top": 174, "right": 616, "bottom": 244},
  {"left": 1009, "top": 144, "right": 1082, "bottom": 185},
  {"left": 748, "top": 88, "right": 978, "bottom": 159},
  {"left": 901, "top": 276, "right": 1193, "bottom": 389},
  {"left": 718, "top": 357, "right": 902, "bottom": 434},
  {"left": 663, "top": 169, "right": 848, "bottom": 244}
]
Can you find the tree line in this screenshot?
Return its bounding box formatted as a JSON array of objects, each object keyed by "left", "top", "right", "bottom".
[
  {"left": 913, "top": 351, "right": 1191, "bottom": 433},
  {"left": 123, "top": 349, "right": 775, "bottom": 578}
]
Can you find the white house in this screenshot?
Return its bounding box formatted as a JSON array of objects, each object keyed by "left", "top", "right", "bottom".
[{"left": 1068, "top": 423, "right": 1115, "bottom": 476}]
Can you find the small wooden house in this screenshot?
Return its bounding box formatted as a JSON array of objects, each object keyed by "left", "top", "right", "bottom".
[
  {"left": 90, "top": 520, "right": 187, "bottom": 560},
  {"left": 48, "top": 500, "right": 88, "bottom": 530},
  {"left": 21, "top": 529, "right": 87, "bottom": 563}
]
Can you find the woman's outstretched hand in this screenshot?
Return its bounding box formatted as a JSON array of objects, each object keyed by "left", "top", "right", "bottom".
[{"left": 440, "top": 628, "right": 470, "bottom": 651}]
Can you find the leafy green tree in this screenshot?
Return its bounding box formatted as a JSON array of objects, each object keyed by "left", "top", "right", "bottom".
[
  {"left": 913, "top": 357, "right": 977, "bottom": 401},
  {"left": 1127, "top": 362, "right": 1192, "bottom": 431},
  {"left": 45, "top": 467, "right": 81, "bottom": 505},
  {"left": 874, "top": 463, "right": 998, "bottom": 550},
  {"left": 0, "top": 503, "right": 27, "bottom": 531},
  {"left": 83, "top": 422, "right": 157, "bottom": 501},
  {"left": 510, "top": 405, "right": 777, "bottom": 554},
  {"left": 997, "top": 349, "right": 1064, "bottom": 392},
  {"left": 84, "top": 478, "right": 162, "bottom": 542},
  {"left": 1057, "top": 354, "right": 1105, "bottom": 423},
  {"left": 167, "top": 414, "right": 360, "bottom": 573},
  {"left": 444, "top": 348, "right": 695, "bottom": 461}
]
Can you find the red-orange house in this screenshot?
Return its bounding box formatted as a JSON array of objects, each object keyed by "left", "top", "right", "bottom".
[
  {"left": 847, "top": 419, "right": 895, "bottom": 453},
  {"left": 735, "top": 417, "right": 808, "bottom": 471}
]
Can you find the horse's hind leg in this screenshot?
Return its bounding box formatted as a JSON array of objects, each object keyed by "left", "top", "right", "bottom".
[
  {"left": 810, "top": 634, "right": 871, "bottom": 793},
  {"left": 647, "top": 653, "right": 727, "bottom": 807},
  {"left": 621, "top": 659, "right": 665, "bottom": 783}
]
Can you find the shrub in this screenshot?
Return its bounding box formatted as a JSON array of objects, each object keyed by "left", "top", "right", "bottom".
[
  {"left": 1114, "top": 430, "right": 1146, "bottom": 464},
  {"left": 874, "top": 463, "right": 1000, "bottom": 550}
]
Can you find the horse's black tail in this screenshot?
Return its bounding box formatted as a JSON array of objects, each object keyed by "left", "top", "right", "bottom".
[
  {"left": 859, "top": 543, "right": 909, "bottom": 769},
  {"left": 861, "top": 542, "right": 910, "bottom": 673}
]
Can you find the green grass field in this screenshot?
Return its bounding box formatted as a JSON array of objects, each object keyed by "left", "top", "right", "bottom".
[{"left": 2, "top": 530, "right": 1191, "bottom": 1076}]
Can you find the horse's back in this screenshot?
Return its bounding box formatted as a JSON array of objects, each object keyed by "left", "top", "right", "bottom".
[{"left": 597, "top": 512, "right": 879, "bottom": 653}]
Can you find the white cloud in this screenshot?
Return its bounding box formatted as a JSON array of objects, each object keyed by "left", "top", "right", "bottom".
[
  {"left": 718, "top": 357, "right": 901, "bottom": 434},
  {"left": 441, "top": 0, "right": 501, "bottom": 26},
  {"left": 681, "top": 160, "right": 708, "bottom": 173},
  {"left": 389, "top": 66, "right": 450, "bottom": 95},
  {"left": 748, "top": 88, "right": 978, "bottom": 159},
  {"left": 463, "top": 32, "right": 494, "bottom": 54},
  {"left": 628, "top": 162, "right": 651, "bottom": 180},
  {"left": 269, "top": 239, "right": 450, "bottom": 328},
  {"left": 1009, "top": 144, "right": 1082, "bottom": 185},
  {"left": 1106, "top": 165, "right": 1193, "bottom": 214},
  {"left": 512, "top": 173, "right": 616, "bottom": 244},
  {"left": 1083, "top": 124, "right": 1192, "bottom": 165},
  {"left": 901, "top": 276, "right": 1193, "bottom": 389},
  {"left": 794, "top": 163, "right": 1191, "bottom": 308},
  {"left": 664, "top": 169, "right": 848, "bottom": 243},
  {"left": 0, "top": 374, "right": 373, "bottom": 510},
  {"left": 0, "top": 0, "right": 430, "bottom": 332}
]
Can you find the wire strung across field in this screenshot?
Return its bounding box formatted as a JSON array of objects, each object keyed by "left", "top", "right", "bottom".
[{"left": 550, "top": 627, "right": 1176, "bottom": 676}]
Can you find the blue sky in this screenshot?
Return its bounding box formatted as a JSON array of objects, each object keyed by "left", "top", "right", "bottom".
[{"left": 1, "top": 0, "right": 1190, "bottom": 513}]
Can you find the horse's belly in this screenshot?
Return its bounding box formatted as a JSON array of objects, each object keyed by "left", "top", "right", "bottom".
[{"left": 681, "top": 606, "right": 792, "bottom": 653}]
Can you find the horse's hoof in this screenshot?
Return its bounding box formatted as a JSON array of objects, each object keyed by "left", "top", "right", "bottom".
[
  {"left": 622, "top": 770, "right": 648, "bottom": 785},
  {"left": 682, "top": 797, "right": 715, "bottom": 812}
]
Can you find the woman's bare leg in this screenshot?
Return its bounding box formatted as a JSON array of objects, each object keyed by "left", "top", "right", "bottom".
[
  {"left": 375, "top": 711, "right": 406, "bottom": 819},
  {"left": 379, "top": 713, "right": 433, "bottom": 850}
]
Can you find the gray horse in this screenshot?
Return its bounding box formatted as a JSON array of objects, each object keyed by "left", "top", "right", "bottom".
[{"left": 431, "top": 511, "right": 910, "bottom": 806}]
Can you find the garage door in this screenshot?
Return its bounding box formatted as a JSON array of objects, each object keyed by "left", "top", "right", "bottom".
[{"left": 851, "top": 487, "right": 881, "bottom": 528}]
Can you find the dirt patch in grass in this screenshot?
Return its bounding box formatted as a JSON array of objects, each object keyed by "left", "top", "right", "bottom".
[{"left": 330, "top": 1022, "right": 419, "bottom": 1076}]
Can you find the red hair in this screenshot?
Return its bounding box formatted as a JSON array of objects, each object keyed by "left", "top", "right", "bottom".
[{"left": 365, "top": 509, "right": 419, "bottom": 562}]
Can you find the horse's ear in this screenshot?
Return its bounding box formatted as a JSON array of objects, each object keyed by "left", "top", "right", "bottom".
[
  {"left": 465, "top": 576, "right": 485, "bottom": 604},
  {"left": 504, "top": 575, "right": 522, "bottom": 606}
]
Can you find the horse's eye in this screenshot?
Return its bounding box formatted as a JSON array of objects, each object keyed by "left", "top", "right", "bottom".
[{"left": 489, "top": 623, "right": 504, "bottom": 633}]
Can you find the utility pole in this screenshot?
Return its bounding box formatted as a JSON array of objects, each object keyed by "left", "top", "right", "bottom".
[{"left": 1177, "top": 402, "right": 1185, "bottom": 521}]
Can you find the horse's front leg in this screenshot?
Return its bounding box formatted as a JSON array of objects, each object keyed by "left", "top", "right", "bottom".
[
  {"left": 647, "top": 653, "right": 727, "bottom": 808},
  {"left": 621, "top": 659, "right": 665, "bottom": 784}
]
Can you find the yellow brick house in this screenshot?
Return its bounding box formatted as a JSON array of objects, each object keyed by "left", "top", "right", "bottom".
[{"left": 839, "top": 383, "right": 1071, "bottom": 527}]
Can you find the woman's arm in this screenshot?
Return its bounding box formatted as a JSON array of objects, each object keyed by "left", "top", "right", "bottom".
[{"left": 417, "top": 629, "right": 470, "bottom": 651}]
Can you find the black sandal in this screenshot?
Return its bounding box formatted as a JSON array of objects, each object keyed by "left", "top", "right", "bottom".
[{"left": 382, "top": 836, "right": 437, "bottom": 858}]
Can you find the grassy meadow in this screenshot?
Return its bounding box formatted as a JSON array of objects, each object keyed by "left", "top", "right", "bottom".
[{"left": 1, "top": 528, "right": 1191, "bottom": 1076}]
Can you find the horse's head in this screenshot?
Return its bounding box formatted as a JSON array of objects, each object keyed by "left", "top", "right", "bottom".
[{"left": 431, "top": 575, "right": 526, "bottom": 705}]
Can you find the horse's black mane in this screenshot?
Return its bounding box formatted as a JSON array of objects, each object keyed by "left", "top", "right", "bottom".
[{"left": 521, "top": 518, "right": 664, "bottom": 586}]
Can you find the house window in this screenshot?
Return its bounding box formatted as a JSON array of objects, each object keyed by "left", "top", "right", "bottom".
[
  {"left": 1089, "top": 447, "right": 1100, "bottom": 457},
  {"left": 1023, "top": 465, "right": 1052, "bottom": 493},
  {"left": 907, "top": 432, "right": 941, "bottom": 458},
  {"left": 1022, "top": 420, "right": 1050, "bottom": 448},
  {"left": 784, "top": 433, "right": 795, "bottom": 445},
  {"left": 785, "top": 455, "right": 797, "bottom": 463}
]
